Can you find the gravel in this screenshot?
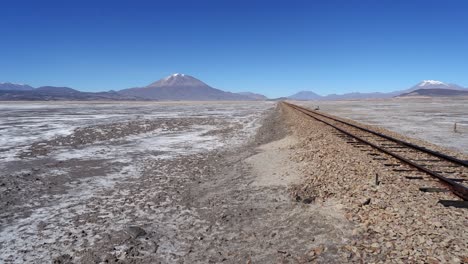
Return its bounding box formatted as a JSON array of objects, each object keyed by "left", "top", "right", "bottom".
[{"left": 283, "top": 103, "right": 468, "bottom": 263}]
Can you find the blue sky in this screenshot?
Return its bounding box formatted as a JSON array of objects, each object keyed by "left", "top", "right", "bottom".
[{"left": 1, "top": 0, "right": 467, "bottom": 97}]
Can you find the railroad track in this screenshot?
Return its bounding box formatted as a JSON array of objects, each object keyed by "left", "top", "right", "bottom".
[{"left": 284, "top": 102, "right": 468, "bottom": 208}]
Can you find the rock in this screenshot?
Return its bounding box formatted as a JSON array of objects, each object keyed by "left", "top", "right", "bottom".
[
  {"left": 361, "top": 198, "right": 371, "bottom": 206},
  {"left": 302, "top": 197, "right": 315, "bottom": 204},
  {"left": 312, "top": 245, "right": 325, "bottom": 255},
  {"left": 426, "top": 257, "right": 440, "bottom": 264},
  {"left": 295, "top": 194, "right": 302, "bottom": 202},
  {"left": 52, "top": 254, "right": 73, "bottom": 264},
  {"left": 125, "top": 226, "right": 146, "bottom": 238},
  {"left": 370, "top": 243, "right": 380, "bottom": 252}
]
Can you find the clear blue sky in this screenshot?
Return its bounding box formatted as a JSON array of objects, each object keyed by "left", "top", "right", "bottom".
[{"left": 1, "top": 0, "right": 467, "bottom": 97}]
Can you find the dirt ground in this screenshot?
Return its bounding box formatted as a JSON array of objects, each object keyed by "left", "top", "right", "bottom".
[
  {"left": 2, "top": 101, "right": 466, "bottom": 263},
  {"left": 0, "top": 104, "right": 354, "bottom": 263}
]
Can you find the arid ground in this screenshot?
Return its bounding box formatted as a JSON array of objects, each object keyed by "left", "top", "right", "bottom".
[
  {"left": 0, "top": 100, "right": 466, "bottom": 263},
  {"left": 296, "top": 97, "right": 468, "bottom": 154}
]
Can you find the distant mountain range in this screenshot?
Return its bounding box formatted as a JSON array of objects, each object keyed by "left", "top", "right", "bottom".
[
  {"left": 0, "top": 84, "right": 139, "bottom": 101},
  {"left": 236, "top": 92, "right": 268, "bottom": 100},
  {"left": 0, "top": 74, "right": 265, "bottom": 101},
  {"left": 288, "top": 80, "right": 468, "bottom": 100},
  {"left": 1, "top": 77, "right": 467, "bottom": 101}
]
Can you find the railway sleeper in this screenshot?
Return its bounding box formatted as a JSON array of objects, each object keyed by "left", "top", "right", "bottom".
[
  {"left": 419, "top": 163, "right": 453, "bottom": 167},
  {"left": 447, "top": 178, "right": 465, "bottom": 182},
  {"left": 408, "top": 176, "right": 465, "bottom": 182},
  {"left": 393, "top": 169, "right": 415, "bottom": 172},
  {"left": 438, "top": 200, "right": 468, "bottom": 208},
  {"left": 405, "top": 176, "right": 424, "bottom": 180},
  {"left": 432, "top": 171, "right": 457, "bottom": 174},
  {"left": 419, "top": 187, "right": 450, "bottom": 193}
]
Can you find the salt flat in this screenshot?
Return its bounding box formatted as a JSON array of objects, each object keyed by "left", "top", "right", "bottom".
[{"left": 0, "top": 101, "right": 275, "bottom": 262}]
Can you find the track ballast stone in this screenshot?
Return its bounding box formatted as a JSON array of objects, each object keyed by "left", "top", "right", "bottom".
[{"left": 283, "top": 103, "right": 467, "bottom": 263}]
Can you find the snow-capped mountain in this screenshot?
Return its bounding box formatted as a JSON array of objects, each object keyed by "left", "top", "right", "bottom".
[
  {"left": 418, "top": 80, "right": 448, "bottom": 87},
  {"left": 147, "top": 73, "right": 208, "bottom": 88},
  {"left": 399, "top": 88, "right": 468, "bottom": 97},
  {"left": 119, "top": 73, "right": 253, "bottom": 101},
  {"left": 406, "top": 80, "right": 465, "bottom": 91}
]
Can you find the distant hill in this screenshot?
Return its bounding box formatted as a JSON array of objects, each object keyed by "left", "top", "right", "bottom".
[
  {"left": 287, "top": 90, "right": 395, "bottom": 100},
  {"left": 0, "top": 82, "right": 34, "bottom": 91},
  {"left": 0, "top": 85, "right": 140, "bottom": 101},
  {"left": 267, "top": 97, "right": 289, "bottom": 101},
  {"left": 35, "top": 86, "right": 82, "bottom": 95},
  {"left": 288, "top": 91, "right": 322, "bottom": 100},
  {"left": 236, "top": 92, "right": 268, "bottom": 100},
  {"left": 119, "top": 73, "right": 252, "bottom": 101},
  {"left": 398, "top": 88, "right": 468, "bottom": 97}
]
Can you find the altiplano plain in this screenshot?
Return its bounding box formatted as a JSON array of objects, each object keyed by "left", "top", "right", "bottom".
[{"left": 0, "top": 99, "right": 467, "bottom": 263}]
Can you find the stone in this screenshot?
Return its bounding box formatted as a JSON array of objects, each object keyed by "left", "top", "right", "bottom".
[
  {"left": 426, "top": 257, "right": 440, "bottom": 264},
  {"left": 361, "top": 198, "right": 371, "bottom": 206},
  {"left": 125, "top": 226, "right": 146, "bottom": 238},
  {"left": 302, "top": 197, "right": 315, "bottom": 204}
]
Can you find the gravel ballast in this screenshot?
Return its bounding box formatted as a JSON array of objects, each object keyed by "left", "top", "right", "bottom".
[{"left": 282, "top": 103, "right": 467, "bottom": 263}]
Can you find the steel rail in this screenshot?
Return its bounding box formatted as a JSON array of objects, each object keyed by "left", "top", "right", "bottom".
[
  {"left": 284, "top": 102, "right": 468, "bottom": 201},
  {"left": 285, "top": 102, "right": 468, "bottom": 167}
]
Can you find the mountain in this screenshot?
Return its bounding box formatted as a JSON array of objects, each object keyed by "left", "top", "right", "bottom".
[
  {"left": 119, "top": 73, "right": 252, "bottom": 101},
  {"left": 402, "top": 80, "right": 466, "bottom": 93},
  {"left": 287, "top": 91, "right": 393, "bottom": 100},
  {"left": 267, "top": 97, "right": 288, "bottom": 101},
  {"left": 398, "top": 88, "right": 468, "bottom": 97},
  {"left": 0, "top": 82, "right": 34, "bottom": 91},
  {"left": 35, "top": 86, "right": 82, "bottom": 94},
  {"left": 324, "top": 92, "right": 394, "bottom": 100},
  {"left": 288, "top": 91, "right": 322, "bottom": 100},
  {"left": 287, "top": 80, "right": 467, "bottom": 100},
  {"left": 236, "top": 92, "right": 268, "bottom": 100},
  {"left": 0, "top": 85, "right": 140, "bottom": 101}
]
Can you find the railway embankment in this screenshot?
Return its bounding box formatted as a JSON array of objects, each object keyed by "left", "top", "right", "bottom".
[{"left": 282, "top": 102, "right": 467, "bottom": 263}]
